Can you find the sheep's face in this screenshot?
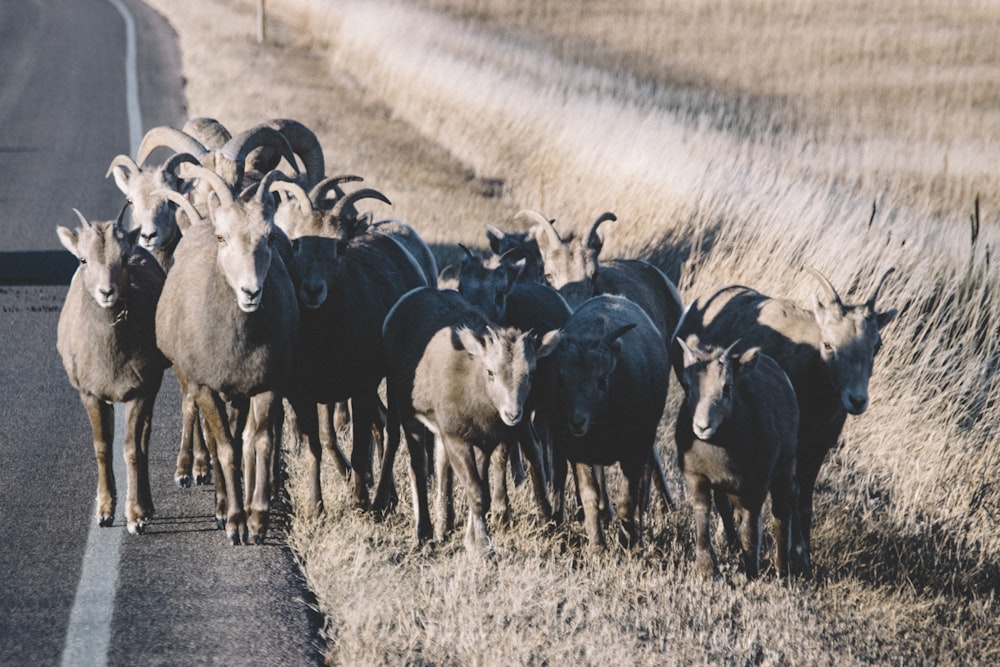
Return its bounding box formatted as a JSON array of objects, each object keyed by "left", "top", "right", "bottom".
[
  {"left": 554, "top": 338, "right": 617, "bottom": 437},
  {"left": 458, "top": 256, "right": 522, "bottom": 323},
  {"left": 212, "top": 202, "right": 275, "bottom": 313},
  {"left": 457, "top": 327, "right": 547, "bottom": 427},
  {"left": 485, "top": 226, "right": 545, "bottom": 284},
  {"left": 812, "top": 300, "right": 896, "bottom": 416},
  {"left": 287, "top": 234, "right": 345, "bottom": 309},
  {"left": 110, "top": 162, "right": 183, "bottom": 253},
  {"left": 537, "top": 234, "right": 598, "bottom": 309},
  {"left": 57, "top": 219, "right": 131, "bottom": 310},
  {"left": 678, "top": 337, "right": 759, "bottom": 440}
]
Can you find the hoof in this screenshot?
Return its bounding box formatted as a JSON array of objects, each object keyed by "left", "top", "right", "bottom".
[
  {"left": 215, "top": 516, "right": 226, "bottom": 530},
  {"left": 98, "top": 516, "right": 114, "bottom": 527},
  {"left": 194, "top": 472, "right": 211, "bottom": 485},
  {"left": 175, "top": 475, "right": 192, "bottom": 488},
  {"left": 127, "top": 521, "right": 147, "bottom": 535}
]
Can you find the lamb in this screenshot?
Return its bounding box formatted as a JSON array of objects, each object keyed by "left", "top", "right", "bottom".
[
  {"left": 155, "top": 165, "right": 299, "bottom": 545},
  {"left": 537, "top": 294, "right": 669, "bottom": 550},
  {"left": 267, "top": 179, "right": 430, "bottom": 514},
  {"left": 484, "top": 209, "right": 550, "bottom": 284},
  {"left": 382, "top": 287, "right": 558, "bottom": 550},
  {"left": 56, "top": 207, "right": 170, "bottom": 534},
  {"left": 675, "top": 335, "right": 799, "bottom": 579},
  {"left": 671, "top": 267, "right": 897, "bottom": 570}
]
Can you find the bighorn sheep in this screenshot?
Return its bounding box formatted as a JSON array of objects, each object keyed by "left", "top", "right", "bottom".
[
  {"left": 267, "top": 181, "right": 430, "bottom": 513},
  {"left": 105, "top": 150, "right": 201, "bottom": 269},
  {"left": 675, "top": 336, "right": 799, "bottom": 579},
  {"left": 484, "top": 210, "right": 550, "bottom": 284},
  {"left": 382, "top": 287, "right": 557, "bottom": 550},
  {"left": 56, "top": 207, "right": 169, "bottom": 534},
  {"left": 155, "top": 166, "right": 299, "bottom": 545},
  {"left": 538, "top": 294, "right": 669, "bottom": 550},
  {"left": 439, "top": 247, "right": 565, "bottom": 519},
  {"left": 671, "top": 268, "right": 897, "bottom": 569}
]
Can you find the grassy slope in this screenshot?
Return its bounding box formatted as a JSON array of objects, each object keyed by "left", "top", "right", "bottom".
[{"left": 143, "top": 0, "right": 999, "bottom": 663}]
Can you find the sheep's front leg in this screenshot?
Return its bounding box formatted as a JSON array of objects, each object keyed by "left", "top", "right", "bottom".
[
  {"left": 617, "top": 457, "right": 643, "bottom": 549},
  {"left": 318, "top": 402, "right": 350, "bottom": 479},
  {"left": 196, "top": 387, "right": 245, "bottom": 545},
  {"left": 736, "top": 503, "right": 763, "bottom": 580},
  {"left": 575, "top": 462, "right": 605, "bottom": 551},
  {"left": 123, "top": 393, "right": 156, "bottom": 534},
  {"left": 488, "top": 443, "right": 511, "bottom": 527},
  {"left": 245, "top": 392, "right": 278, "bottom": 544},
  {"left": 686, "top": 473, "right": 717, "bottom": 577},
  {"left": 518, "top": 420, "right": 552, "bottom": 522},
  {"left": 289, "top": 395, "right": 323, "bottom": 516},
  {"left": 81, "top": 392, "right": 115, "bottom": 527},
  {"left": 445, "top": 436, "right": 491, "bottom": 553}
]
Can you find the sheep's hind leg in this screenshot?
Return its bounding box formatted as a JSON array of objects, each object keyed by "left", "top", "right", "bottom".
[{"left": 82, "top": 393, "right": 116, "bottom": 527}]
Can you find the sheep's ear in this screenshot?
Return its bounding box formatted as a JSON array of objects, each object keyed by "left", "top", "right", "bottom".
[
  {"left": 457, "top": 327, "right": 485, "bottom": 357},
  {"left": 735, "top": 347, "right": 760, "bottom": 375},
  {"left": 537, "top": 329, "right": 561, "bottom": 358},
  {"left": 438, "top": 264, "right": 460, "bottom": 288},
  {"left": 485, "top": 224, "right": 503, "bottom": 254},
  {"left": 876, "top": 308, "right": 897, "bottom": 330},
  {"left": 677, "top": 336, "right": 698, "bottom": 367},
  {"left": 56, "top": 226, "right": 79, "bottom": 255}
]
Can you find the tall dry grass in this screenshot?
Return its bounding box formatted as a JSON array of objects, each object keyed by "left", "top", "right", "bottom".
[{"left": 144, "top": 0, "right": 999, "bottom": 663}]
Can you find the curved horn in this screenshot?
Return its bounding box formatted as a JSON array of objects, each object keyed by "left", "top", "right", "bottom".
[
  {"left": 722, "top": 338, "right": 742, "bottom": 359},
  {"left": 71, "top": 208, "right": 92, "bottom": 229},
  {"left": 161, "top": 152, "right": 203, "bottom": 188},
  {"left": 267, "top": 119, "right": 326, "bottom": 188},
  {"left": 607, "top": 322, "right": 637, "bottom": 344},
  {"left": 588, "top": 212, "right": 617, "bottom": 252},
  {"left": 181, "top": 117, "right": 231, "bottom": 150},
  {"left": 105, "top": 154, "right": 140, "bottom": 180},
  {"left": 270, "top": 179, "right": 314, "bottom": 217},
  {"left": 137, "top": 126, "right": 209, "bottom": 166},
  {"left": 113, "top": 202, "right": 130, "bottom": 235},
  {"left": 530, "top": 211, "right": 561, "bottom": 246},
  {"left": 217, "top": 125, "right": 298, "bottom": 190},
  {"left": 867, "top": 267, "right": 895, "bottom": 311},
  {"left": 805, "top": 265, "right": 844, "bottom": 309},
  {"left": 458, "top": 243, "right": 477, "bottom": 263},
  {"left": 330, "top": 187, "right": 392, "bottom": 220},
  {"left": 511, "top": 209, "right": 550, "bottom": 230},
  {"left": 310, "top": 175, "right": 364, "bottom": 208},
  {"left": 178, "top": 163, "right": 235, "bottom": 209},
  {"left": 154, "top": 188, "right": 205, "bottom": 225}
]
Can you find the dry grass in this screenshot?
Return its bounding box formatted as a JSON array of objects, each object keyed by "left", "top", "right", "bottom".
[{"left": 143, "top": 0, "right": 999, "bottom": 663}]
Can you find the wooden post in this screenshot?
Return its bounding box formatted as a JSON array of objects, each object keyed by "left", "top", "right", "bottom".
[{"left": 257, "top": 0, "right": 266, "bottom": 43}]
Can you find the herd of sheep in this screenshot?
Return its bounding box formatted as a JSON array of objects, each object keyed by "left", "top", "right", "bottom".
[{"left": 55, "top": 117, "right": 896, "bottom": 580}]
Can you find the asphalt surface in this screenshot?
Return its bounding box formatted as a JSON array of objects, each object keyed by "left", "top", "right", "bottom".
[{"left": 0, "top": 1, "right": 323, "bottom": 664}]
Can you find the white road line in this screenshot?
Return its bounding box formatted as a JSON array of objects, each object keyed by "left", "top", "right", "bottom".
[{"left": 60, "top": 1, "right": 142, "bottom": 665}]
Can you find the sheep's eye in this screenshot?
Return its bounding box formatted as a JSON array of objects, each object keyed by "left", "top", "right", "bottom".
[
  {"left": 486, "top": 369, "right": 495, "bottom": 381},
  {"left": 823, "top": 341, "right": 834, "bottom": 352},
  {"left": 127, "top": 198, "right": 134, "bottom": 206},
  {"left": 216, "top": 235, "right": 225, "bottom": 244},
  {"left": 291, "top": 238, "right": 300, "bottom": 251},
  {"left": 544, "top": 273, "right": 554, "bottom": 283},
  {"left": 597, "top": 376, "right": 609, "bottom": 391},
  {"left": 78, "top": 257, "right": 87, "bottom": 265}
]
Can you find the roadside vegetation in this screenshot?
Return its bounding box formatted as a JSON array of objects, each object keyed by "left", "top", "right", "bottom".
[{"left": 145, "top": 0, "right": 1000, "bottom": 663}]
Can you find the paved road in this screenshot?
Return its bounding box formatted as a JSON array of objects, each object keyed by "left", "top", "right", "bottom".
[{"left": 0, "top": 1, "right": 322, "bottom": 664}]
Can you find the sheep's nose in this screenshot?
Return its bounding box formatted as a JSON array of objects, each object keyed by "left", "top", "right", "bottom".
[
  {"left": 501, "top": 409, "right": 522, "bottom": 426},
  {"left": 846, "top": 394, "right": 868, "bottom": 415},
  {"left": 242, "top": 286, "right": 261, "bottom": 301},
  {"left": 141, "top": 231, "right": 157, "bottom": 243},
  {"left": 99, "top": 288, "right": 115, "bottom": 299}
]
